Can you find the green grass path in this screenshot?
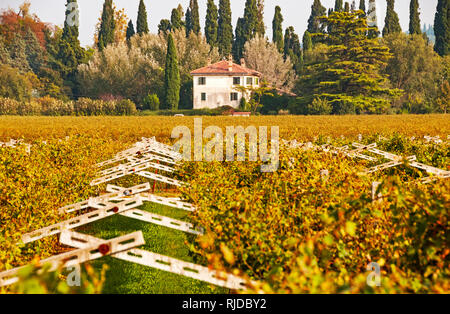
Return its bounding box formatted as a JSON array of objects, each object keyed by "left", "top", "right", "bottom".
[{"left": 77, "top": 202, "right": 227, "bottom": 294}]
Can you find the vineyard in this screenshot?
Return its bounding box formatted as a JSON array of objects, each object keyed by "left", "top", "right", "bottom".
[{"left": 0, "top": 115, "right": 449, "bottom": 294}]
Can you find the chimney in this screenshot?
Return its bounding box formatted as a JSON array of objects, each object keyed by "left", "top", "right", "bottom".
[
  {"left": 207, "top": 57, "right": 211, "bottom": 65},
  {"left": 240, "top": 58, "right": 246, "bottom": 68},
  {"left": 228, "top": 55, "right": 233, "bottom": 72}
]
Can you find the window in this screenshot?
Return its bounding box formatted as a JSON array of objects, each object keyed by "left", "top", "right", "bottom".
[
  {"left": 230, "top": 93, "right": 238, "bottom": 101},
  {"left": 201, "top": 93, "right": 206, "bottom": 101},
  {"left": 233, "top": 77, "right": 241, "bottom": 85},
  {"left": 246, "top": 77, "right": 253, "bottom": 85},
  {"left": 254, "top": 78, "right": 259, "bottom": 85},
  {"left": 198, "top": 77, "right": 206, "bottom": 85}
]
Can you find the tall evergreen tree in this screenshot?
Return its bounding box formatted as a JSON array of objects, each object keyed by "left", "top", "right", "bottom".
[
  {"left": 335, "top": 0, "right": 343, "bottom": 12},
  {"left": 218, "top": 0, "right": 233, "bottom": 57},
  {"left": 98, "top": 0, "right": 115, "bottom": 51},
  {"left": 185, "top": 8, "right": 192, "bottom": 35},
  {"left": 62, "top": 0, "right": 82, "bottom": 54},
  {"left": 186, "top": 0, "right": 200, "bottom": 36},
  {"left": 171, "top": 8, "right": 183, "bottom": 30},
  {"left": 344, "top": 2, "right": 350, "bottom": 12},
  {"left": 243, "top": 0, "right": 258, "bottom": 42},
  {"left": 60, "top": 0, "right": 85, "bottom": 80},
  {"left": 205, "top": 0, "right": 219, "bottom": 47},
  {"left": 307, "top": 0, "right": 326, "bottom": 42},
  {"left": 367, "top": 0, "right": 379, "bottom": 38},
  {"left": 383, "top": 0, "right": 402, "bottom": 37},
  {"left": 409, "top": 0, "right": 421, "bottom": 35},
  {"left": 256, "top": 0, "right": 265, "bottom": 36},
  {"left": 136, "top": 0, "right": 149, "bottom": 35},
  {"left": 284, "top": 26, "right": 302, "bottom": 74},
  {"left": 126, "top": 20, "right": 135, "bottom": 42},
  {"left": 233, "top": 18, "right": 246, "bottom": 61},
  {"left": 272, "top": 6, "right": 284, "bottom": 53},
  {"left": 163, "top": 34, "right": 180, "bottom": 110},
  {"left": 158, "top": 19, "right": 171, "bottom": 34},
  {"left": 303, "top": 30, "right": 313, "bottom": 52},
  {"left": 8, "top": 34, "right": 31, "bottom": 73},
  {"left": 359, "top": 0, "right": 366, "bottom": 13},
  {"left": 297, "top": 11, "right": 402, "bottom": 114},
  {"left": 434, "top": 0, "right": 449, "bottom": 56}
]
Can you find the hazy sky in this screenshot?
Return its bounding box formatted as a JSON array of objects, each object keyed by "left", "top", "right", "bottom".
[{"left": 0, "top": 0, "right": 439, "bottom": 47}]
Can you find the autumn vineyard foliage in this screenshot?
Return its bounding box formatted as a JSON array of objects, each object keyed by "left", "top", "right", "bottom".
[{"left": 0, "top": 116, "right": 449, "bottom": 293}]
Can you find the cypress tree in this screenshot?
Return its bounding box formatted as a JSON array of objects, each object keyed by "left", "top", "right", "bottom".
[
  {"left": 136, "top": 0, "right": 149, "bottom": 35},
  {"left": 272, "top": 6, "right": 284, "bottom": 53},
  {"left": 163, "top": 34, "right": 180, "bottom": 110},
  {"left": 243, "top": 0, "right": 258, "bottom": 42},
  {"left": 434, "top": 0, "right": 449, "bottom": 56},
  {"left": 98, "top": 0, "right": 115, "bottom": 51},
  {"left": 218, "top": 0, "right": 233, "bottom": 57},
  {"left": 383, "top": 0, "right": 402, "bottom": 37},
  {"left": 232, "top": 18, "right": 246, "bottom": 61},
  {"left": 185, "top": 8, "right": 192, "bottom": 35},
  {"left": 344, "top": 2, "right": 350, "bottom": 13},
  {"left": 303, "top": 30, "right": 313, "bottom": 52},
  {"left": 186, "top": 0, "right": 200, "bottom": 36},
  {"left": 367, "top": 0, "right": 379, "bottom": 38},
  {"left": 171, "top": 8, "right": 183, "bottom": 30},
  {"left": 158, "top": 19, "right": 171, "bottom": 34},
  {"left": 62, "top": 0, "right": 82, "bottom": 52},
  {"left": 284, "top": 26, "right": 302, "bottom": 74},
  {"left": 61, "top": 0, "right": 85, "bottom": 74},
  {"left": 126, "top": 20, "right": 135, "bottom": 42},
  {"left": 409, "top": 0, "right": 421, "bottom": 35},
  {"left": 351, "top": 0, "right": 356, "bottom": 12},
  {"left": 256, "top": 0, "right": 265, "bottom": 36},
  {"left": 335, "top": 0, "right": 343, "bottom": 12},
  {"left": 205, "top": 0, "right": 219, "bottom": 47},
  {"left": 307, "top": 0, "right": 326, "bottom": 40},
  {"left": 359, "top": 0, "right": 366, "bottom": 13}
]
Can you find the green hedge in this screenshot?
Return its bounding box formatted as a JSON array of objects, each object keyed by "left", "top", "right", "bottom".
[{"left": 0, "top": 97, "right": 137, "bottom": 116}]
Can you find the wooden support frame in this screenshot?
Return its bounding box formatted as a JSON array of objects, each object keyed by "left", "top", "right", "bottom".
[
  {"left": 0, "top": 231, "right": 145, "bottom": 287},
  {"left": 120, "top": 209, "right": 204, "bottom": 235},
  {"left": 22, "top": 197, "right": 143, "bottom": 244},
  {"left": 59, "top": 231, "right": 252, "bottom": 291}
]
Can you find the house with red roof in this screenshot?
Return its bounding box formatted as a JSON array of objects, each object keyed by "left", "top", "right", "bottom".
[{"left": 190, "top": 56, "right": 262, "bottom": 110}]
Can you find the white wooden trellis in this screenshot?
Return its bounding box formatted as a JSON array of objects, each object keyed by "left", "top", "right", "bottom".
[
  {"left": 1, "top": 137, "right": 256, "bottom": 291},
  {"left": 0, "top": 231, "right": 145, "bottom": 287},
  {"left": 59, "top": 183, "right": 151, "bottom": 214},
  {"left": 0, "top": 139, "right": 32, "bottom": 153},
  {"left": 98, "top": 160, "right": 175, "bottom": 177},
  {"left": 90, "top": 162, "right": 177, "bottom": 186},
  {"left": 22, "top": 197, "right": 143, "bottom": 244},
  {"left": 120, "top": 209, "right": 204, "bottom": 235},
  {"left": 59, "top": 231, "right": 252, "bottom": 291},
  {"left": 136, "top": 171, "right": 183, "bottom": 187}
]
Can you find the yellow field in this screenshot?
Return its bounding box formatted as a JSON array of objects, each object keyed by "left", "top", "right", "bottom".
[{"left": 0, "top": 115, "right": 449, "bottom": 142}]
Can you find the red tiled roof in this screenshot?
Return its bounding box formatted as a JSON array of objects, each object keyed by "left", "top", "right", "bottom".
[{"left": 190, "top": 60, "right": 262, "bottom": 76}]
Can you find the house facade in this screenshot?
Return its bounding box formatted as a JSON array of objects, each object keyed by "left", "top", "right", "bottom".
[{"left": 190, "top": 58, "right": 262, "bottom": 110}]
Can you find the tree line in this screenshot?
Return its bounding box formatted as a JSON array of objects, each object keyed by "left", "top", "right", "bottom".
[{"left": 0, "top": 0, "right": 448, "bottom": 115}]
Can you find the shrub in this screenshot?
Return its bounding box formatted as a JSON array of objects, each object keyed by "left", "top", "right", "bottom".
[
  {"left": 115, "top": 99, "right": 137, "bottom": 115},
  {"left": 239, "top": 97, "right": 249, "bottom": 111},
  {"left": 0, "top": 64, "right": 33, "bottom": 101},
  {"left": 0, "top": 97, "right": 19, "bottom": 115},
  {"left": 142, "top": 94, "right": 160, "bottom": 111},
  {"left": 37, "top": 96, "right": 66, "bottom": 116},
  {"left": 306, "top": 98, "right": 333, "bottom": 115},
  {"left": 333, "top": 100, "right": 356, "bottom": 115},
  {"left": 17, "top": 100, "right": 41, "bottom": 116}
]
